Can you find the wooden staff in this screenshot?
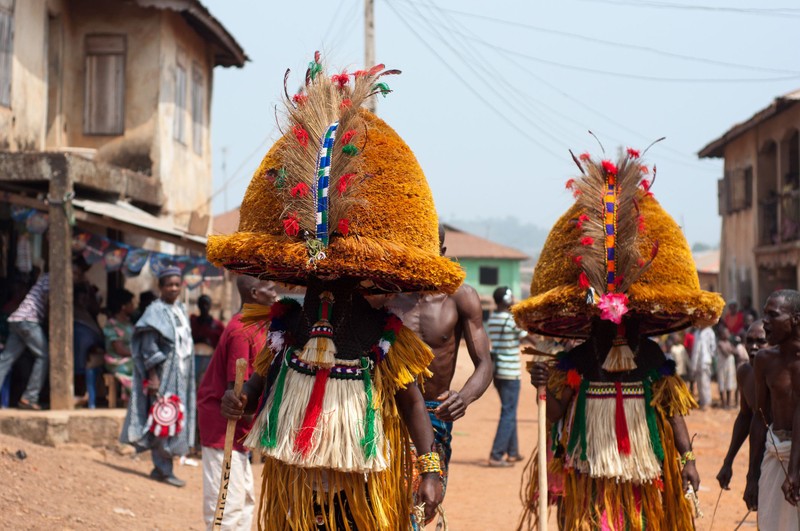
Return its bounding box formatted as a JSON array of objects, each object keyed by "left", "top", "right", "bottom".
[
  {"left": 212, "top": 358, "right": 247, "bottom": 530},
  {"left": 537, "top": 383, "right": 548, "bottom": 531},
  {"left": 525, "top": 349, "right": 553, "bottom": 531}
]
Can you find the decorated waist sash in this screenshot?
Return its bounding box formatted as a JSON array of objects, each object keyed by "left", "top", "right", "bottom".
[{"left": 564, "top": 380, "right": 662, "bottom": 484}]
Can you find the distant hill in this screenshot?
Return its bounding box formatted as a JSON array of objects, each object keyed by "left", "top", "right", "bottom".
[{"left": 442, "top": 216, "right": 548, "bottom": 265}]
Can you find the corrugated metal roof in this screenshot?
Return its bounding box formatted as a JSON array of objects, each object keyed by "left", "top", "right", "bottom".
[
  {"left": 443, "top": 224, "right": 529, "bottom": 260},
  {"left": 698, "top": 88, "right": 800, "bottom": 159},
  {"left": 692, "top": 249, "right": 720, "bottom": 274},
  {"left": 212, "top": 207, "right": 240, "bottom": 235},
  {"left": 73, "top": 198, "right": 206, "bottom": 251}
]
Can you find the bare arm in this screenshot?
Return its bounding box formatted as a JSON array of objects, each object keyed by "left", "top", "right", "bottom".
[
  {"left": 784, "top": 362, "right": 800, "bottom": 504},
  {"left": 745, "top": 351, "right": 770, "bottom": 510},
  {"left": 435, "top": 286, "right": 492, "bottom": 421},
  {"left": 717, "top": 366, "right": 754, "bottom": 489},
  {"left": 110, "top": 339, "right": 131, "bottom": 358},
  {"left": 396, "top": 383, "right": 443, "bottom": 522},
  {"left": 668, "top": 414, "right": 700, "bottom": 492}
]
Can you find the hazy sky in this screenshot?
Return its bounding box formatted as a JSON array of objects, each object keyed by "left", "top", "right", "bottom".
[{"left": 202, "top": 0, "right": 800, "bottom": 247}]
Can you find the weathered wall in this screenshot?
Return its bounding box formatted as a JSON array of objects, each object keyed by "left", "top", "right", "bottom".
[
  {"left": 719, "top": 103, "right": 800, "bottom": 305},
  {"left": 0, "top": 0, "right": 52, "bottom": 151},
  {"left": 458, "top": 257, "right": 523, "bottom": 302},
  {"left": 154, "top": 11, "right": 213, "bottom": 229},
  {"left": 62, "top": 0, "right": 160, "bottom": 177}
]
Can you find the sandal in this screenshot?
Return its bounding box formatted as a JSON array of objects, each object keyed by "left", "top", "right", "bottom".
[{"left": 18, "top": 399, "right": 42, "bottom": 411}]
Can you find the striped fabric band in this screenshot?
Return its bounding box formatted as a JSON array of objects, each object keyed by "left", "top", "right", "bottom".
[
  {"left": 289, "top": 353, "right": 364, "bottom": 380},
  {"left": 604, "top": 173, "right": 617, "bottom": 292},
  {"left": 315, "top": 121, "right": 339, "bottom": 246},
  {"left": 585, "top": 381, "right": 644, "bottom": 399}
]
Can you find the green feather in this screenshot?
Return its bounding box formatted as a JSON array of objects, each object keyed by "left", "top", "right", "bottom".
[{"left": 372, "top": 82, "right": 391, "bottom": 97}]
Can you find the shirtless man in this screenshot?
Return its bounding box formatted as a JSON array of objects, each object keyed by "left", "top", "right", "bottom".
[
  {"left": 716, "top": 319, "right": 767, "bottom": 489},
  {"left": 744, "top": 290, "right": 800, "bottom": 529},
  {"left": 387, "top": 227, "right": 492, "bottom": 495}
]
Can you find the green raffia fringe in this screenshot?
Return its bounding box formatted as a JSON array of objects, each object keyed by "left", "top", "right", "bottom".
[
  {"left": 360, "top": 357, "right": 377, "bottom": 459},
  {"left": 342, "top": 143, "right": 359, "bottom": 156},
  {"left": 643, "top": 377, "right": 664, "bottom": 462},
  {"left": 567, "top": 379, "right": 589, "bottom": 461},
  {"left": 262, "top": 348, "right": 291, "bottom": 449}
]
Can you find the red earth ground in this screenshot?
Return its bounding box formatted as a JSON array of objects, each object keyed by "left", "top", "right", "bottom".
[{"left": 0, "top": 347, "right": 757, "bottom": 530}]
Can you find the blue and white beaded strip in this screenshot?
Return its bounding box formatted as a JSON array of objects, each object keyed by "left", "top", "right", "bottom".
[{"left": 315, "top": 122, "right": 339, "bottom": 246}]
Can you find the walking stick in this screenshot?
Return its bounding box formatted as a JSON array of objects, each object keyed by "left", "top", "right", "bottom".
[
  {"left": 537, "top": 384, "right": 548, "bottom": 531},
  {"left": 212, "top": 358, "right": 247, "bottom": 530}
]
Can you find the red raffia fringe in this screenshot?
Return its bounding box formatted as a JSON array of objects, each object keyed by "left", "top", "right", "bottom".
[{"left": 294, "top": 368, "right": 330, "bottom": 456}]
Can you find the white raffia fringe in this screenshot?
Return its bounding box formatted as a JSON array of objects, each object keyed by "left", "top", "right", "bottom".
[
  {"left": 244, "top": 362, "right": 389, "bottom": 473},
  {"left": 567, "top": 383, "right": 661, "bottom": 484}
]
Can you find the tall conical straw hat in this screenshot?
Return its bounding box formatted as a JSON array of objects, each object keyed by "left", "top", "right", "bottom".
[
  {"left": 207, "top": 54, "right": 464, "bottom": 293},
  {"left": 513, "top": 148, "right": 724, "bottom": 338}
]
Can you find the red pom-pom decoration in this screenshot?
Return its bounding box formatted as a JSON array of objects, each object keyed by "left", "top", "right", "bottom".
[
  {"left": 292, "top": 93, "right": 308, "bottom": 106},
  {"left": 340, "top": 99, "right": 352, "bottom": 109},
  {"left": 331, "top": 71, "right": 349, "bottom": 88},
  {"left": 565, "top": 178, "right": 576, "bottom": 190},
  {"left": 353, "top": 70, "right": 368, "bottom": 78},
  {"left": 572, "top": 255, "right": 583, "bottom": 265},
  {"left": 601, "top": 160, "right": 618, "bottom": 175},
  {"left": 282, "top": 213, "right": 300, "bottom": 237},
  {"left": 579, "top": 152, "right": 591, "bottom": 161},
  {"left": 640, "top": 164, "right": 650, "bottom": 175},
  {"left": 579, "top": 271, "right": 591, "bottom": 289},
  {"left": 581, "top": 236, "right": 594, "bottom": 246},
  {"left": 341, "top": 129, "right": 357, "bottom": 144},
  {"left": 566, "top": 369, "right": 582, "bottom": 390},
  {"left": 337, "top": 218, "right": 350, "bottom": 236},
  {"left": 626, "top": 147, "right": 641, "bottom": 159},
  {"left": 577, "top": 213, "right": 590, "bottom": 229},
  {"left": 337, "top": 172, "right": 356, "bottom": 195},
  {"left": 290, "top": 182, "right": 310, "bottom": 198},
  {"left": 385, "top": 314, "right": 403, "bottom": 334},
  {"left": 293, "top": 125, "right": 309, "bottom": 148}
]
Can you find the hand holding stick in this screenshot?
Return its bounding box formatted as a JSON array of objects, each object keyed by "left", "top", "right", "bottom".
[{"left": 212, "top": 358, "right": 247, "bottom": 530}]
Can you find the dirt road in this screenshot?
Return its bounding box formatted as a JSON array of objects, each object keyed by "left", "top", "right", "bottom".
[{"left": 0, "top": 349, "right": 757, "bottom": 530}]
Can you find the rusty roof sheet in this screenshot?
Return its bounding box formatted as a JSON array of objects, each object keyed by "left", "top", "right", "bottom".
[{"left": 443, "top": 224, "right": 529, "bottom": 261}]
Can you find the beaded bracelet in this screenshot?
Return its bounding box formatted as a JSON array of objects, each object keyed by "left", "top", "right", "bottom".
[
  {"left": 680, "top": 451, "right": 696, "bottom": 467},
  {"left": 416, "top": 451, "right": 443, "bottom": 476}
]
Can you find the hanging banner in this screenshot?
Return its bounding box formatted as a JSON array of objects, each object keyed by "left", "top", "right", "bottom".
[
  {"left": 123, "top": 248, "right": 150, "bottom": 276},
  {"left": 103, "top": 244, "right": 129, "bottom": 272}
]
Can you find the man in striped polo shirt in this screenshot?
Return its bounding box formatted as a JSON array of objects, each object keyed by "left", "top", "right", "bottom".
[
  {"left": 487, "top": 286, "right": 530, "bottom": 467},
  {"left": 0, "top": 271, "right": 50, "bottom": 410}
]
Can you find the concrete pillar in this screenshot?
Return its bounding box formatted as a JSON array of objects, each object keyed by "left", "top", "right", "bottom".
[{"left": 48, "top": 165, "right": 74, "bottom": 410}]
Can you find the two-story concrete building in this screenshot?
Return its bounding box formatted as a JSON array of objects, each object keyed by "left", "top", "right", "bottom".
[
  {"left": 0, "top": 0, "right": 246, "bottom": 408},
  {"left": 699, "top": 89, "right": 800, "bottom": 307}
]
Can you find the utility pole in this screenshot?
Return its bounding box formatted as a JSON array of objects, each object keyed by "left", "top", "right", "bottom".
[
  {"left": 221, "top": 146, "right": 228, "bottom": 212},
  {"left": 364, "top": 0, "right": 376, "bottom": 113}
]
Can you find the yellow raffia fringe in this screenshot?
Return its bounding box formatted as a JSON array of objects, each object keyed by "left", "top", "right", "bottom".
[
  {"left": 251, "top": 325, "right": 432, "bottom": 530},
  {"left": 651, "top": 374, "right": 698, "bottom": 418},
  {"left": 256, "top": 413, "right": 411, "bottom": 530},
  {"left": 517, "top": 371, "right": 697, "bottom": 530}
]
